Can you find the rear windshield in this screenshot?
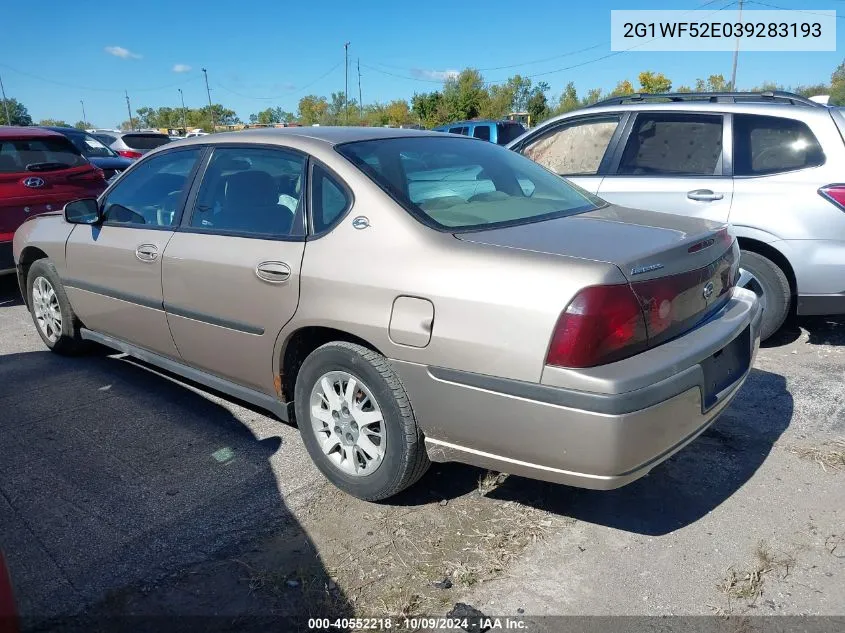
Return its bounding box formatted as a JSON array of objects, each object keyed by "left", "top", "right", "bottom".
[
  {"left": 336, "top": 136, "right": 603, "bottom": 231},
  {"left": 122, "top": 134, "right": 172, "bottom": 150},
  {"left": 67, "top": 133, "right": 118, "bottom": 158},
  {"left": 497, "top": 122, "right": 526, "bottom": 145},
  {"left": 0, "top": 136, "right": 87, "bottom": 173}
]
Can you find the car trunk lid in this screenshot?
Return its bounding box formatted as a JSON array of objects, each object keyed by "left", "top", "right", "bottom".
[{"left": 457, "top": 204, "right": 740, "bottom": 348}]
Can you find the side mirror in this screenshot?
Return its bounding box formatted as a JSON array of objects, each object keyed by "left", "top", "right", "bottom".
[{"left": 64, "top": 198, "right": 101, "bottom": 225}]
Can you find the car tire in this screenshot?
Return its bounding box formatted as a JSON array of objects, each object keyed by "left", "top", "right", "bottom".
[
  {"left": 738, "top": 250, "right": 791, "bottom": 341},
  {"left": 294, "top": 341, "right": 430, "bottom": 501},
  {"left": 26, "top": 260, "right": 89, "bottom": 355}
]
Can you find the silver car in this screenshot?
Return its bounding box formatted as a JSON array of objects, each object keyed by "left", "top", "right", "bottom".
[
  {"left": 13, "top": 127, "right": 761, "bottom": 501},
  {"left": 90, "top": 130, "right": 172, "bottom": 160},
  {"left": 509, "top": 91, "right": 845, "bottom": 340}
]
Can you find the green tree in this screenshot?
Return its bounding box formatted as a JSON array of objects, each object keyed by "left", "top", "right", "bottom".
[
  {"left": 249, "top": 107, "right": 294, "bottom": 125},
  {"left": 442, "top": 69, "right": 488, "bottom": 121},
  {"left": 0, "top": 98, "right": 33, "bottom": 126},
  {"left": 694, "top": 74, "right": 728, "bottom": 92},
  {"left": 385, "top": 99, "right": 412, "bottom": 126},
  {"left": 298, "top": 95, "right": 329, "bottom": 125},
  {"left": 580, "top": 88, "right": 604, "bottom": 106},
  {"left": 507, "top": 75, "right": 533, "bottom": 112},
  {"left": 828, "top": 59, "right": 845, "bottom": 105},
  {"left": 526, "top": 82, "right": 550, "bottom": 124},
  {"left": 74, "top": 120, "right": 93, "bottom": 129},
  {"left": 411, "top": 91, "right": 443, "bottom": 127},
  {"left": 794, "top": 83, "right": 830, "bottom": 98},
  {"left": 483, "top": 83, "right": 517, "bottom": 120},
  {"left": 555, "top": 82, "right": 580, "bottom": 113},
  {"left": 638, "top": 71, "right": 672, "bottom": 94},
  {"left": 38, "top": 118, "right": 71, "bottom": 127},
  {"left": 610, "top": 80, "right": 635, "bottom": 97}
]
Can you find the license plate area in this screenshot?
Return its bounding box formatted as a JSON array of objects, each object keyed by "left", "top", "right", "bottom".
[{"left": 701, "top": 325, "right": 751, "bottom": 411}]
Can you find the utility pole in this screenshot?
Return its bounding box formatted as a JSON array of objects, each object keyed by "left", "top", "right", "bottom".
[
  {"left": 178, "top": 88, "right": 188, "bottom": 135},
  {"left": 730, "top": 0, "right": 744, "bottom": 91},
  {"left": 0, "top": 72, "right": 12, "bottom": 125},
  {"left": 202, "top": 68, "right": 215, "bottom": 132},
  {"left": 125, "top": 90, "right": 135, "bottom": 130},
  {"left": 344, "top": 42, "right": 350, "bottom": 124},
  {"left": 358, "top": 58, "right": 363, "bottom": 119},
  {"left": 80, "top": 100, "right": 86, "bottom": 124}
]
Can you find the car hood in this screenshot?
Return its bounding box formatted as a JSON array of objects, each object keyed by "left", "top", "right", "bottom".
[
  {"left": 88, "top": 156, "right": 134, "bottom": 169},
  {"left": 456, "top": 204, "right": 731, "bottom": 281}
]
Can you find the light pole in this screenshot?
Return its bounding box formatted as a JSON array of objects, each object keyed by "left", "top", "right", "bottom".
[
  {"left": 125, "top": 90, "right": 134, "bottom": 130},
  {"left": 80, "top": 100, "right": 86, "bottom": 124},
  {"left": 178, "top": 88, "right": 188, "bottom": 135},
  {"left": 202, "top": 68, "right": 215, "bottom": 132},
  {"left": 0, "top": 72, "right": 12, "bottom": 125},
  {"left": 730, "top": 0, "right": 744, "bottom": 91},
  {"left": 344, "top": 41, "right": 350, "bottom": 124}
]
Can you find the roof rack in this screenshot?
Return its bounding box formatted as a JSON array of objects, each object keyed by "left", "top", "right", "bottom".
[{"left": 587, "top": 91, "right": 824, "bottom": 108}]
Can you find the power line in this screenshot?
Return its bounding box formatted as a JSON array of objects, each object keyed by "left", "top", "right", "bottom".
[
  {"left": 214, "top": 62, "right": 343, "bottom": 101},
  {"left": 745, "top": 1, "right": 844, "bottom": 18},
  {"left": 0, "top": 63, "right": 200, "bottom": 93},
  {"left": 362, "top": 0, "right": 737, "bottom": 86}
]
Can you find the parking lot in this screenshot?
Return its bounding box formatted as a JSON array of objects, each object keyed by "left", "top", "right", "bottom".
[{"left": 1, "top": 272, "right": 843, "bottom": 628}]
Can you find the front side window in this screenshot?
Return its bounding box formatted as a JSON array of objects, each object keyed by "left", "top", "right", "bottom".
[
  {"left": 523, "top": 116, "right": 620, "bottom": 176},
  {"left": 617, "top": 113, "right": 723, "bottom": 176},
  {"left": 189, "top": 147, "right": 306, "bottom": 238},
  {"left": 733, "top": 114, "right": 825, "bottom": 176},
  {"left": 337, "top": 136, "right": 603, "bottom": 231},
  {"left": 0, "top": 136, "right": 87, "bottom": 173},
  {"left": 102, "top": 148, "right": 202, "bottom": 227}
]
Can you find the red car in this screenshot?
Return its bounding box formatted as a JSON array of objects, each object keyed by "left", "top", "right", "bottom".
[{"left": 1, "top": 126, "right": 108, "bottom": 274}]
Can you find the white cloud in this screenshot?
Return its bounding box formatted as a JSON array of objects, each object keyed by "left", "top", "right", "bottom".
[
  {"left": 105, "top": 46, "right": 142, "bottom": 59},
  {"left": 172, "top": 64, "right": 192, "bottom": 73},
  {"left": 411, "top": 68, "right": 459, "bottom": 81}
]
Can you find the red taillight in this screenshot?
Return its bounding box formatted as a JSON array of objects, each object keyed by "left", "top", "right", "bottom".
[
  {"left": 546, "top": 284, "right": 648, "bottom": 369},
  {"left": 117, "top": 150, "right": 142, "bottom": 159},
  {"left": 0, "top": 232, "right": 15, "bottom": 242},
  {"left": 819, "top": 184, "right": 845, "bottom": 211}
]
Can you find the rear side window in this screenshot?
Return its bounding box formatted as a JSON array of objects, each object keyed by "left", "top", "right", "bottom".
[
  {"left": 617, "top": 113, "right": 723, "bottom": 176},
  {"left": 310, "top": 164, "right": 351, "bottom": 233},
  {"left": 190, "top": 147, "right": 306, "bottom": 238},
  {"left": 93, "top": 134, "right": 117, "bottom": 146},
  {"left": 122, "top": 134, "right": 172, "bottom": 151},
  {"left": 496, "top": 122, "right": 525, "bottom": 145},
  {"left": 473, "top": 125, "right": 491, "bottom": 141},
  {"left": 448, "top": 126, "right": 469, "bottom": 135},
  {"left": 523, "top": 116, "right": 620, "bottom": 176},
  {"left": 0, "top": 136, "right": 87, "bottom": 173},
  {"left": 733, "top": 114, "right": 825, "bottom": 176}
]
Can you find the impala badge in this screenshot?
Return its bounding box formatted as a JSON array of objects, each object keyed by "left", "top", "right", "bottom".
[{"left": 631, "top": 263, "right": 664, "bottom": 276}]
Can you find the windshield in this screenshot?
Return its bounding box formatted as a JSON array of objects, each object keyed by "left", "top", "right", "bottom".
[
  {"left": 0, "top": 136, "right": 88, "bottom": 173},
  {"left": 336, "top": 136, "right": 603, "bottom": 231},
  {"left": 68, "top": 133, "right": 117, "bottom": 158}
]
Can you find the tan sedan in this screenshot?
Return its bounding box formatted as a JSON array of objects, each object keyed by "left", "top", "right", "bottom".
[{"left": 13, "top": 127, "right": 762, "bottom": 500}]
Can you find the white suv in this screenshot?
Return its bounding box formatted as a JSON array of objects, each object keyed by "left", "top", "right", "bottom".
[{"left": 509, "top": 91, "right": 845, "bottom": 340}]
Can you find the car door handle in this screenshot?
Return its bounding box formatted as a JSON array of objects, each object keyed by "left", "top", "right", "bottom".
[
  {"left": 135, "top": 244, "right": 159, "bottom": 262},
  {"left": 255, "top": 261, "right": 291, "bottom": 283},
  {"left": 687, "top": 189, "right": 724, "bottom": 202}
]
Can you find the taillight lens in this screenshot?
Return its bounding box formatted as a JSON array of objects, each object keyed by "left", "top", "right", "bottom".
[
  {"left": 0, "top": 232, "right": 15, "bottom": 242},
  {"left": 546, "top": 284, "right": 648, "bottom": 368},
  {"left": 819, "top": 184, "right": 845, "bottom": 211},
  {"left": 117, "top": 150, "right": 142, "bottom": 159}
]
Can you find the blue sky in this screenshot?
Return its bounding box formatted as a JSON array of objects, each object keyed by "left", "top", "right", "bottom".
[{"left": 1, "top": 0, "right": 843, "bottom": 127}]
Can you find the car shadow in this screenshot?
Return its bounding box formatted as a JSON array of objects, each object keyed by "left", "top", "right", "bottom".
[
  {"left": 0, "top": 350, "right": 353, "bottom": 632},
  {"left": 0, "top": 275, "right": 23, "bottom": 308},
  {"left": 391, "top": 368, "right": 792, "bottom": 537},
  {"left": 485, "top": 368, "right": 791, "bottom": 535},
  {"left": 764, "top": 314, "right": 845, "bottom": 348}
]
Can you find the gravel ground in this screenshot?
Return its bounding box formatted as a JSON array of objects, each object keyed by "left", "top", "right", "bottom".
[{"left": 1, "top": 272, "right": 843, "bottom": 629}]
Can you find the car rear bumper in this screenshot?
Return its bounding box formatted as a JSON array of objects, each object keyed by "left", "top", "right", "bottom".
[
  {"left": 391, "top": 288, "right": 762, "bottom": 490},
  {"left": 797, "top": 293, "right": 845, "bottom": 316}
]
